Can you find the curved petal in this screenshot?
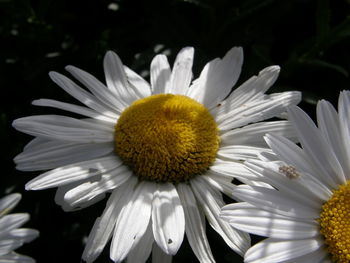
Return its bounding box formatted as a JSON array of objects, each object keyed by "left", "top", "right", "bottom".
[
  {"left": 169, "top": 47, "right": 194, "bottom": 95},
  {"left": 124, "top": 66, "right": 151, "bottom": 98},
  {"left": 82, "top": 177, "right": 137, "bottom": 263},
  {"left": 55, "top": 182, "right": 106, "bottom": 212},
  {"left": 217, "top": 91, "right": 301, "bottom": 131},
  {"left": 0, "top": 252, "right": 35, "bottom": 263},
  {"left": 191, "top": 177, "right": 250, "bottom": 256},
  {"left": 15, "top": 140, "right": 114, "bottom": 171},
  {"left": 66, "top": 65, "right": 126, "bottom": 113},
  {"left": 12, "top": 115, "right": 114, "bottom": 143},
  {"left": 188, "top": 47, "right": 243, "bottom": 109},
  {"left": 233, "top": 185, "right": 319, "bottom": 219},
  {"left": 281, "top": 246, "right": 329, "bottom": 263},
  {"left": 127, "top": 221, "right": 153, "bottom": 263},
  {"left": 25, "top": 155, "right": 122, "bottom": 190},
  {"left": 220, "top": 121, "right": 297, "bottom": 147},
  {"left": 0, "top": 194, "right": 21, "bottom": 217},
  {"left": 219, "top": 65, "right": 280, "bottom": 109},
  {"left": 338, "top": 90, "right": 350, "bottom": 181},
  {"left": 0, "top": 214, "right": 29, "bottom": 237},
  {"left": 104, "top": 51, "right": 139, "bottom": 107},
  {"left": 217, "top": 145, "right": 272, "bottom": 161},
  {"left": 62, "top": 166, "right": 132, "bottom": 208},
  {"left": 221, "top": 202, "right": 318, "bottom": 239},
  {"left": 177, "top": 183, "right": 215, "bottom": 263},
  {"left": 152, "top": 243, "right": 172, "bottom": 263},
  {"left": 32, "top": 99, "right": 117, "bottom": 123},
  {"left": 245, "top": 237, "right": 324, "bottom": 263},
  {"left": 244, "top": 159, "right": 330, "bottom": 206},
  {"left": 2, "top": 228, "right": 39, "bottom": 243},
  {"left": 288, "top": 106, "right": 342, "bottom": 188},
  {"left": 152, "top": 183, "right": 184, "bottom": 255},
  {"left": 110, "top": 181, "right": 154, "bottom": 263},
  {"left": 150, "top": 54, "right": 171, "bottom": 94},
  {"left": 317, "top": 100, "right": 349, "bottom": 182},
  {"left": 48, "top": 71, "right": 119, "bottom": 118}
]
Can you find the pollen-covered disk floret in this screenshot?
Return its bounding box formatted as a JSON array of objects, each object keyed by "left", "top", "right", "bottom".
[
  {"left": 320, "top": 181, "right": 350, "bottom": 263},
  {"left": 115, "top": 94, "right": 220, "bottom": 183}
]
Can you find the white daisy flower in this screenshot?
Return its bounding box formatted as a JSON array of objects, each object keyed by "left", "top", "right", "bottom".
[
  {"left": 13, "top": 47, "right": 301, "bottom": 263},
  {"left": 0, "top": 193, "right": 39, "bottom": 263},
  {"left": 221, "top": 90, "right": 350, "bottom": 263}
]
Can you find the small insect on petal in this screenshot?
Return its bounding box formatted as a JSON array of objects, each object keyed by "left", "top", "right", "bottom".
[{"left": 279, "top": 165, "right": 301, "bottom": 179}]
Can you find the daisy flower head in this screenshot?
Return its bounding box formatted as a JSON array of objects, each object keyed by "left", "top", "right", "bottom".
[
  {"left": 0, "top": 193, "right": 39, "bottom": 262},
  {"left": 13, "top": 47, "right": 301, "bottom": 262},
  {"left": 221, "top": 90, "right": 350, "bottom": 263}
]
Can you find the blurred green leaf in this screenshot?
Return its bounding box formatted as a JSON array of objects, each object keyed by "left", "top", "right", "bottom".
[{"left": 300, "top": 58, "right": 349, "bottom": 77}]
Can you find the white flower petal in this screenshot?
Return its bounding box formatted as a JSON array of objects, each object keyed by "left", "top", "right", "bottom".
[
  {"left": 217, "top": 91, "right": 301, "bottom": 130},
  {"left": 191, "top": 177, "right": 250, "bottom": 256},
  {"left": 0, "top": 214, "right": 29, "bottom": 237},
  {"left": 221, "top": 65, "right": 281, "bottom": 108},
  {"left": 63, "top": 166, "right": 132, "bottom": 208},
  {"left": 188, "top": 47, "right": 243, "bottom": 108},
  {"left": 169, "top": 47, "right": 194, "bottom": 95},
  {"left": 25, "top": 155, "right": 121, "bottom": 190},
  {"left": 209, "top": 160, "right": 253, "bottom": 179},
  {"left": 245, "top": 237, "right": 324, "bottom": 263},
  {"left": 32, "top": 99, "right": 117, "bottom": 123},
  {"left": 217, "top": 145, "right": 272, "bottom": 161},
  {"left": 281, "top": 246, "right": 329, "bottom": 263},
  {"left": 177, "top": 183, "right": 215, "bottom": 263},
  {"left": 12, "top": 115, "right": 113, "bottom": 143},
  {"left": 221, "top": 202, "right": 318, "bottom": 239},
  {"left": 104, "top": 51, "right": 138, "bottom": 107},
  {"left": 152, "top": 183, "right": 184, "bottom": 255},
  {"left": 288, "top": 106, "right": 343, "bottom": 188},
  {"left": 0, "top": 239, "right": 26, "bottom": 256},
  {"left": 110, "top": 181, "right": 154, "bottom": 263},
  {"left": 150, "top": 54, "right": 171, "bottom": 94},
  {"left": 220, "top": 121, "right": 297, "bottom": 147},
  {"left": 0, "top": 252, "right": 35, "bottom": 263},
  {"left": 0, "top": 194, "right": 21, "bottom": 217},
  {"left": 233, "top": 185, "right": 319, "bottom": 219},
  {"left": 82, "top": 177, "right": 137, "bottom": 263},
  {"left": 49, "top": 71, "right": 119, "bottom": 118},
  {"left": 124, "top": 66, "right": 151, "bottom": 98},
  {"left": 66, "top": 65, "right": 126, "bottom": 113},
  {"left": 1, "top": 229, "right": 39, "bottom": 244},
  {"left": 317, "top": 99, "right": 349, "bottom": 183},
  {"left": 338, "top": 90, "right": 350, "bottom": 180},
  {"left": 151, "top": 243, "right": 172, "bottom": 263},
  {"left": 264, "top": 134, "right": 318, "bottom": 181},
  {"left": 126, "top": 220, "right": 153, "bottom": 263},
  {"left": 201, "top": 174, "right": 236, "bottom": 198},
  {"left": 55, "top": 183, "right": 106, "bottom": 212},
  {"left": 15, "top": 140, "right": 114, "bottom": 171},
  {"left": 245, "top": 160, "right": 329, "bottom": 206}
]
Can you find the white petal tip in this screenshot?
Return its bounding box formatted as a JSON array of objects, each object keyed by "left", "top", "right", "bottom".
[
  {"left": 48, "top": 71, "right": 58, "bottom": 78},
  {"left": 25, "top": 183, "right": 35, "bottom": 191},
  {"left": 65, "top": 65, "right": 75, "bottom": 71}
]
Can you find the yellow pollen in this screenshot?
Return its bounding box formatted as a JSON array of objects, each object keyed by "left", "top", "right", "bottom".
[
  {"left": 319, "top": 181, "right": 350, "bottom": 262},
  {"left": 114, "top": 94, "right": 220, "bottom": 183}
]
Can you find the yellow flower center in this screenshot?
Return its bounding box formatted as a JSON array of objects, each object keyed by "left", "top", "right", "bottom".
[
  {"left": 114, "top": 94, "right": 220, "bottom": 183},
  {"left": 319, "top": 181, "right": 350, "bottom": 262}
]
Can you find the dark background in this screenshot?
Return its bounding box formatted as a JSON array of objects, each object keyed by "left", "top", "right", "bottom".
[{"left": 1, "top": 0, "right": 350, "bottom": 262}]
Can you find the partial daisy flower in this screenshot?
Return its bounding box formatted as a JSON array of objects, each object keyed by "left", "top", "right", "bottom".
[
  {"left": 221, "top": 90, "right": 350, "bottom": 263},
  {"left": 0, "top": 193, "right": 39, "bottom": 262},
  {"left": 13, "top": 47, "right": 300, "bottom": 262}
]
